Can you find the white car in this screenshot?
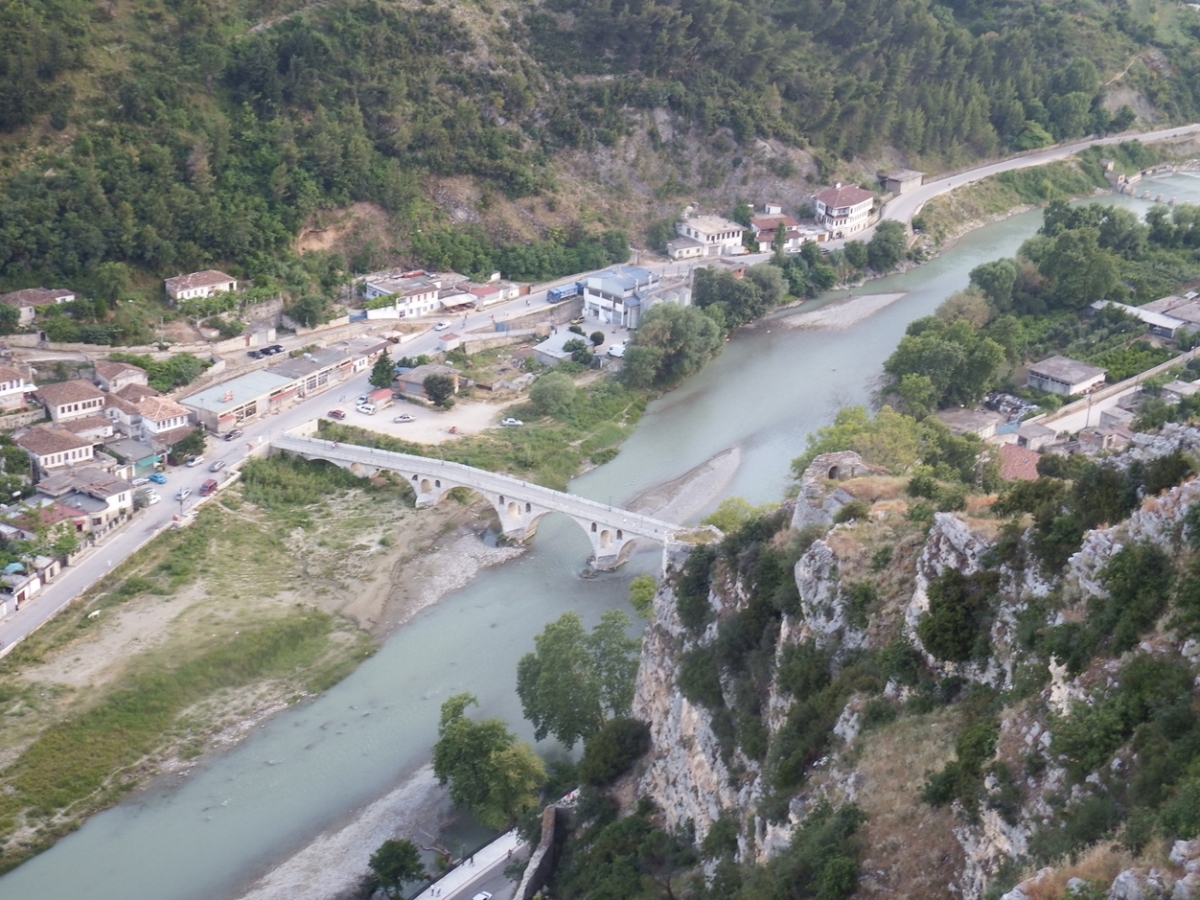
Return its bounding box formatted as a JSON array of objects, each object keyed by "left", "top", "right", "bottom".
[
  {"left": 176, "top": 488, "right": 191, "bottom": 501},
  {"left": 144, "top": 491, "right": 160, "bottom": 506},
  {"left": 434, "top": 321, "right": 451, "bottom": 331},
  {"left": 132, "top": 477, "right": 150, "bottom": 486},
  {"left": 393, "top": 414, "right": 415, "bottom": 423},
  {"left": 472, "top": 893, "right": 493, "bottom": 900},
  {"left": 185, "top": 456, "right": 205, "bottom": 468},
  {"left": 500, "top": 417, "right": 523, "bottom": 427},
  {"left": 607, "top": 342, "right": 626, "bottom": 359},
  {"left": 356, "top": 404, "right": 376, "bottom": 416}
]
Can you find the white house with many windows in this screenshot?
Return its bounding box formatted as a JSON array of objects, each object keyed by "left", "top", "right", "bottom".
[
  {"left": 15, "top": 426, "right": 98, "bottom": 476},
  {"left": 812, "top": 184, "right": 875, "bottom": 237},
  {"left": 35, "top": 380, "right": 107, "bottom": 422}
]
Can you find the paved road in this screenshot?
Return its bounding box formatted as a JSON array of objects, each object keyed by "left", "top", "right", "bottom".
[{"left": 869, "top": 122, "right": 1200, "bottom": 241}]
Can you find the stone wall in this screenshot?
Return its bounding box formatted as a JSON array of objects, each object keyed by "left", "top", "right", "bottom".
[{"left": 512, "top": 806, "right": 567, "bottom": 900}]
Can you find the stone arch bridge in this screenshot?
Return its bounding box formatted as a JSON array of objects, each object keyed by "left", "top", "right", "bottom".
[{"left": 271, "top": 434, "right": 681, "bottom": 570}]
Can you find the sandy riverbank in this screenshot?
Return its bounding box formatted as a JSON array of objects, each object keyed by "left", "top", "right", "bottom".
[{"left": 780, "top": 292, "right": 907, "bottom": 330}]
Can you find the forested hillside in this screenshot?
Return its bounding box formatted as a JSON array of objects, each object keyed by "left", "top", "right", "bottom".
[{"left": 2, "top": 0, "right": 1199, "bottom": 292}]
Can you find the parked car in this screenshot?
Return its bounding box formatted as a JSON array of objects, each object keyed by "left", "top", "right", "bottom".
[
  {"left": 327, "top": 409, "right": 346, "bottom": 420},
  {"left": 144, "top": 490, "right": 160, "bottom": 505},
  {"left": 199, "top": 479, "right": 219, "bottom": 497},
  {"left": 247, "top": 349, "right": 262, "bottom": 359},
  {"left": 223, "top": 428, "right": 243, "bottom": 441},
  {"left": 500, "top": 417, "right": 523, "bottom": 427},
  {"left": 571, "top": 316, "right": 586, "bottom": 325},
  {"left": 356, "top": 403, "right": 376, "bottom": 416},
  {"left": 393, "top": 414, "right": 415, "bottom": 423},
  {"left": 262, "top": 344, "right": 285, "bottom": 356},
  {"left": 209, "top": 460, "right": 226, "bottom": 472},
  {"left": 132, "top": 476, "right": 150, "bottom": 487},
  {"left": 607, "top": 342, "right": 626, "bottom": 359},
  {"left": 433, "top": 321, "right": 451, "bottom": 331},
  {"left": 176, "top": 488, "right": 191, "bottom": 501},
  {"left": 356, "top": 394, "right": 369, "bottom": 405},
  {"left": 472, "top": 893, "right": 493, "bottom": 900},
  {"left": 149, "top": 473, "right": 168, "bottom": 484},
  {"left": 185, "top": 456, "right": 205, "bottom": 468}
]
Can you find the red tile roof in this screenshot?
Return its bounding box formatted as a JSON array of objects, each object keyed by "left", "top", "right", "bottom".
[
  {"left": 814, "top": 185, "right": 875, "bottom": 208},
  {"left": 35, "top": 379, "right": 105, "bottom": 407},
  {"left": 998, "top": 443, "right": 1041, "bottom": 482}
]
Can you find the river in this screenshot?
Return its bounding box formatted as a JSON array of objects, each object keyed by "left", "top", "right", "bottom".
[{"left": 2, "top": 176, "right": 1196, "bottom": 900}]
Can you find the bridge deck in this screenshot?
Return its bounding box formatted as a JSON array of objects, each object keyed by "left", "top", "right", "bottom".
[{"left": 272, "top": 434, "right": 682, "bottom": 540}]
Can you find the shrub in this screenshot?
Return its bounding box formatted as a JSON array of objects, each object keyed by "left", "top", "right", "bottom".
[
  {"left": 676, "top": 545, "right": 716, "bottom": 634},
  {"left": 917, "top": 570, "right": 1000, "bottom": 662},
  {"left": 578, "top": 717, "right": 652, "bottom": 785},
  {"left": 1094, "top": 542, "right": 1173, "bottom": 653},
  {"left": 833, "top": 499, "right": 870, "bottom": 523}
]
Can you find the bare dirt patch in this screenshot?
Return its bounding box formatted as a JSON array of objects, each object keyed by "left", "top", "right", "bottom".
[
  {"left": 21, "top": 591, "right": 190, "bottom": 688},
  {"left": 297, "top": 202, "right": 392, "bottom": 255},
  {"left": 842, "top": 711, "right": 966, "bottom": 900}
]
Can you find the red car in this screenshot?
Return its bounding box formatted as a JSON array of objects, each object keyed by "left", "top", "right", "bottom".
[{"left": 327, "top": 409, "right": 346, "bottom": 420}]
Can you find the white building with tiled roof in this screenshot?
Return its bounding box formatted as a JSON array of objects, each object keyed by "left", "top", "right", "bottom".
[
  {"left": 812, "top": 183, "right": 876, "bottom": 236},
  {"left": 164, "top": 270, "right": 237, "bottom": 303},
  {"left": 15, "top": 425, "right": 99, "bottom": 476},
  {"left": 135, "top": 396, "right": 193, "bottom": 438},
  {"left": 35, "top": 379, "right": 107, "bottom": 422},
  {"left": 0, "top": 288, "right": 75, "bottom": 327},
  {"left": 94, "top": 361, "right": 148, "bottom": 393},
  {"left": 0, "top": 364, "right": 35, "bottom": 411}
]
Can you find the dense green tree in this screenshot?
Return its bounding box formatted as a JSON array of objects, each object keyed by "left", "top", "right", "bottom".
[
  {"left": 529, "top": 372, "right": 576, "bottom": 416},
  {"left": 578, "top": 717, "right": 651, "bottom": 785},
  {"left": 883, "top": 316, "right": 1004, "bottom": 408},
  {"left": 423, "top": 374, "right": 455, "bottom": 408},
  {"left": 289, "top": 294, "right": 333, "bottom": 328},
  {"left": 0, "top": 304, "right": 20, "bottom": 335},
  {"left": 843, "top": 241, "right": 868, "bottom": 269},
  {"left": 867, "top": 221, "right": 908, "bottom": 272},
  {"left": 621, "top": 304, "right": 723, "bottom": 388},
  {"left": 516, "top": 610, "right": 640, "bottom": 749},
  {"left": 368, "top": 839, "right": 425, "bottom": 899},
  {"left": 969, "top": 259, "right": 1017, "bottom": 312},
  {"left": 431, "top": 693, "right": 545, "bottom": 829},
  {"left": 368, "top": 350, "right": 394, "bottom": 390},
  {"left": 627, "top": 574, "right": 657, "bottom": 618}
]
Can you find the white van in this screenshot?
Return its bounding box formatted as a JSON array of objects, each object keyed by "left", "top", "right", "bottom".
[
  {"left": 356, "top": 403, "right": 377, "bottom": 416},
  {"left": 607, "top": 342, "right": 626, "bottom": 359}
]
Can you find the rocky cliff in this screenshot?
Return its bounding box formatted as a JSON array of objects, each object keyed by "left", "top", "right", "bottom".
[{"left": 628, "top": 434, "right": 1200, "bottom": 899}]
